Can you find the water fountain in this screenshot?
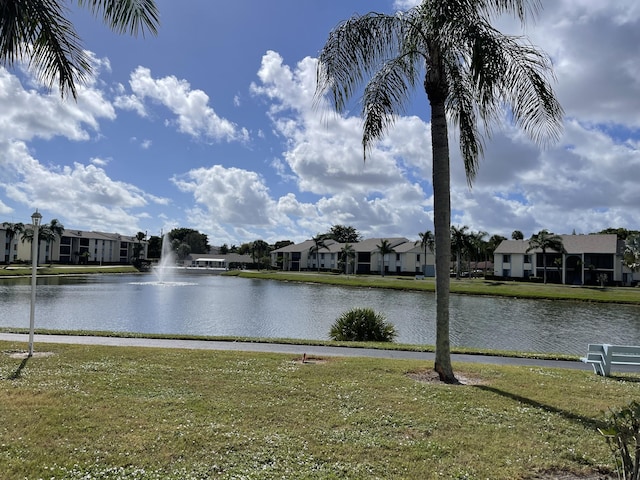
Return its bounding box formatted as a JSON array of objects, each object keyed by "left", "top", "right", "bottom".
[
  {"left": 154, "top": 233, "right": 177, "bottom": 283},
  {"left": 132, "top": 233, "right": 196, "bottom": 286}
]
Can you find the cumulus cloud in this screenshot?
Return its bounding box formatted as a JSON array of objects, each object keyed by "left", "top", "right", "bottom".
[
  {"left": 0, "top": 67, "right": 115, "bottom": 142},
  {"left": 120, "top": 67, "right": 250, "bottom": 144},
  {"left": 0, "top": 139, "right": 167, "bottom": 233}
]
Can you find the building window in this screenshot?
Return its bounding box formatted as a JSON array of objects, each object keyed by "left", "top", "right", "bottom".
[
  {"left": 396, "top": 253, "right": 400, "bottom": 261},
  {"left": 524, "top": 254, "right": 531, "bottom": 264},
  {"left": 503, "top": 254, "right": 511, "bottom": 263},
  {"left": 417, "top": 254, "right": 421, "bottom": 262}
]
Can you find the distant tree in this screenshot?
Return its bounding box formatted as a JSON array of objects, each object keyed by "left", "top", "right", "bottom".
[
  {"left": 468, "top": 230, "right": 488, "bottom": 275},
  {"left": 273, "top": 240, "right": 294, "bottom": 250},
  {"left": 309, "top": 234, "right": 330, "bottom": 272},
  {"left": 0, "top": 0, "right": 159, "bottom": 99},
  {"left": 251, "top": 240, "right": 271, "bottom": 269},
  {"left": 238, "top": 242, "right": 252, "bottom": 256},
  {"left": 219, "top": 243, "right": 229, "bottom": 255},
  {"left": 175, "top": 242, "right": 191, "bottom": 261},
  {"left": 132, "top": 231, "right": 146, "bottom": 265},
  {"left": 21, "top": 218, "right": 64, "bottom": 264},
  {"left": 376, "top": 239, "right": 395, "bottom": 277},
  {"left": 624, "top": 234, "right": 640, "bottom": 271},
  {"left": 450, "top": 225, "right": 471, "bottom": 279},
  {"left": 327, "top": 225, "right": 361, "bottom": 243},
  {"left": 511, "top": 230, "right": 524, "bottom": 240},
  {"left": 526, "top": 230, "right": 565, "bottom": 284},
  {"left": 168, "top": 228, "right": 210, "bottom": 254},
  {"left": 340, "top": 243, "right": 356, "bottom": 274},
  {"left": 487, "top": 234, "right": 507, "bottom": 259},
  {"left": 415, "top": 230, "right": 434, "bottom": 276},
  {"left": 598, "top": 228, "right": 640, "bottom": 241},
  {"left": 147, "top": 235, "right": 162, "bottom": 259},
  {"left": 1, "top": 222, "right": 24, "bottom": 266},
  {"left": 229, "top": 244, "right": 239, "bottom": 253}
]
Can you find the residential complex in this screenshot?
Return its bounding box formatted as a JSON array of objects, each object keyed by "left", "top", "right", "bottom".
[
  {"left": 494, "top": 234, "right": 637, "bottom": 286},
  {"left": 1, "top": 225, "right": 147, "bottom": 265},
  {"left": 271, "top": 237, "right": 435, "bottom": 276}
]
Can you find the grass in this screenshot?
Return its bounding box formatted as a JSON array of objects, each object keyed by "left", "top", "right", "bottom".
[
  {"left": 227, "top": 270, "right": 640, "bottom": 305},
  {"left": 0, "top": 265, "right": 139, "bottom": 276},
  {"left": 1, "top": 341, "right": 638, "bottom": 479}
]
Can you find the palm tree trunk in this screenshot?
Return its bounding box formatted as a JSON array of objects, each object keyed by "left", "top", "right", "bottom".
[
  {"left": 430, "top": 94, "right": 457, "bottom": 384},
  {"left": 542, "top": 248, "right": 547, "bottom": 284}
]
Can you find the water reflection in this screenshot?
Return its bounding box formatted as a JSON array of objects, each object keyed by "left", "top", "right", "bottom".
[{"left": 0, "top": 274, "right": 639, "bottom": 355}]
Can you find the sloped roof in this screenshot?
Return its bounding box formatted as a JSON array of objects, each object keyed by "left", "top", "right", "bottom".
[
  {"left": 354, "top": 237, "right": 410, "bottom": 252},
  {"left": 495, "top": 234, "right": 620, "bottom": 255}
]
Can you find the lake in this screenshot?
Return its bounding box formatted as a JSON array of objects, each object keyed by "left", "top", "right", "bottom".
[{"left": 1, "top": 273, "right": 638, "bottom": 355}]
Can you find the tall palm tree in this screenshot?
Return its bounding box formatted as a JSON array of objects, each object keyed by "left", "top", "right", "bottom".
[
  {"left": 2, "top": 222, "right": 24, "bottom": 266},
  {"left": 309, "top": 234, "right": 329, "bottom": 272},
  {"left": 376, "top": 239, "right": 395, "bottom": 277},
  {"left": 21, "top": 218, "right": 64, "bottom": 264},
  {"left": 0, "top": 0, "right": 159, "bottom": 98},
  {"left": 526, "top": 230, "right": 565, "bottom": 284},
  {"left": 340, "top": 242, "right": 356, "bottom": 275},
  {"left": 316, "top": 0, "right": 563, "bottom": 382},
  {"left": 415, "top": 230, "right": 434, "bottom": 276},
  {"left": 468, "top": 230, "right": 487, "bottom": 276},
  {"left": 450, "top": 225, "right": 471, "bottom": 280}
]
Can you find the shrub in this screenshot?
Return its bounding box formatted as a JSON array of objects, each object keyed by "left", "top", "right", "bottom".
[
  {"left": 329, "top": 307, "right": 397, "bottom": 342},
  {"left": 599, "top": 400, "right": 640, "bottom": 480}
]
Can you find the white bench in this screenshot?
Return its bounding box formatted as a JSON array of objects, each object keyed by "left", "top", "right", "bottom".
[{"left": 581, "top": 344, "right": 640, "bottom": 376}]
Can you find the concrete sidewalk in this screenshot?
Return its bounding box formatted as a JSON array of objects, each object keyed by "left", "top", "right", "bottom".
[{"left": 0, "top": 332, "right": 599, "bottom": 372}]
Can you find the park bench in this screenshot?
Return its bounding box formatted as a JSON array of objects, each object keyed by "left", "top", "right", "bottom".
[{"left": 581, "top": 344, "right": 640, "bottom": 376}]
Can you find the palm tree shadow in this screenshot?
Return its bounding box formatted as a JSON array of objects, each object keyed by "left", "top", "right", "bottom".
[
  {"left": 7, "top": 357, "right": 29, "bottom": 380},
  {"left": 475, "top": 385, "right": 607, "bottom": 431}
]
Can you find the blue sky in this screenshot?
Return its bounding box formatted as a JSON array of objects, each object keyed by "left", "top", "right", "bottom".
[{"left": 1, "top": 0, "right": 639, "bottom": 246}]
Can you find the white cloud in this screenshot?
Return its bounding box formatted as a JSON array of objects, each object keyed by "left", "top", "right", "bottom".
[
  {"left": 0, "top": 67, "right": 115, "bottom": 143},
  {"left": 124, "top": 67, "right": 250, "bottom": 143},
  {"left": 0, "top": 139, "right": 167, "bottom": 233}
]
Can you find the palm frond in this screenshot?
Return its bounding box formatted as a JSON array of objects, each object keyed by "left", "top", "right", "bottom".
[
  {"left": 0, "top": 0, "right": 90, "bottom": 98},
  {"left": 362, "top": 53, "right": 421, "bottom": 158},
  {"left": 77, "top": 0, "right": 160, "bottom": 36},
  {"left": 315, "top": 12, "right": 405, "bottom": 113}
]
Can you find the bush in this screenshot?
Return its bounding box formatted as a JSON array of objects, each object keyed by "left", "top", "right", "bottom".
[
  {"left": 599, "top": 400, "right": 640, "bottom": 480},
  {"left": 329, "top": 307, "right": 397, "bottom": 342}
]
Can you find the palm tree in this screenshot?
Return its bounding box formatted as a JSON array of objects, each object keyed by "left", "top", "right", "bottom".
[
  {"left": 0, "top": 0, "right": 159, "bottom": 99},
  {"left": 316, "top": 0, "right": 563, "bottom": 382},
  {"left": 512, "top": 230, "right": 525, "bottom": 240},
  {"left": 376, "top": 239, "right": 395, "bottom": 277},
  {"left": 450, "top": 225, "right": 471, "bottom": 280},
  {"left": 468, "top": 230, "right": 488, "bottom": 277},
  {"left": 415, "top": 230, "right": 434, "bottom": 276},
  {"left": 526, "top": 230, "right": 565, "bottom": 284},
  {"left": 2, "top": 222, "right": 24, "bottom": 266},
  {"left": 132, "top": 231, "right": 146, "bottom": 266},
  {"left": 21, "top": 218, "right": 64, "bottom": 264},
  {"left": 309, "top": 234, "right": 329, "bottom": 272},
  {"left": 340, "top": 243, "right": 356, "bottom": 275}
]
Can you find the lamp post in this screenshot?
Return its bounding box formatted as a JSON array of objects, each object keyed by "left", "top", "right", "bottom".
[{"left": 28, "top": 209, "right": 42, "bottom": 357}]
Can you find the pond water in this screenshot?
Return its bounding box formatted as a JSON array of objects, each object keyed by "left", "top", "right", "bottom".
[{"left": 1, "top": 273, "right": 639, "bottom": 355}]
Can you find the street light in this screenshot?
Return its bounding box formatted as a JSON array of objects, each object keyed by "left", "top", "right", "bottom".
[{"left": 28, "top": 209, "right": 42, "bottom": 357}]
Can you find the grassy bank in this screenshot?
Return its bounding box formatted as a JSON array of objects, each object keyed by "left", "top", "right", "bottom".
[
  {"left": 0, "top": 265, "right": 140, "bottom": 276},
  {"left": 1, "top": 341, "right": 637, "bottom": 479},
  {"left": 227, "top": 270, "right": 640, "bottom": 305}
]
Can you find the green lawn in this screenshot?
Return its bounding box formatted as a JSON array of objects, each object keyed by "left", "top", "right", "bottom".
[
  {"left": 228, "top": 270, "right": 640, "bottom": 305},
  {"left": 0, "top": 265, "right": 139, "bottom": 276},
  {"left": 1, "top": 341, "right": 637, "bottom": 479}
]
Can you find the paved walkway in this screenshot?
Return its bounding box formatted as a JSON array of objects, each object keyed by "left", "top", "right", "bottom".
[{"left": 0, "top": 332, "right": 600, "bottom": 372}]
